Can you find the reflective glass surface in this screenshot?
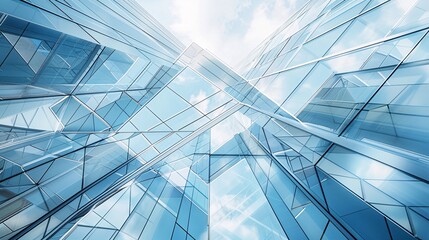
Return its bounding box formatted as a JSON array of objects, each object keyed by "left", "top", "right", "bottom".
[{"left": 0, "top": 0, "right": 428, "bottom": 239}]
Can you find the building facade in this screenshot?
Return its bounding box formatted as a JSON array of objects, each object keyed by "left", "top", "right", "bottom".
[{"left": 0, "top": 0, "right": 428, "bottom": 239}]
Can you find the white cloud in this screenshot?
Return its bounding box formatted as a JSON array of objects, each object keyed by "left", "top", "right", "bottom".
[
  {"left": 242, "top": 0, "right": 297, "bottom": 52},
  {"left": 210, "top": 111, "right": 251, "bottom": 152},
  {"left": 189, "top": 90, "right": 207, "bottom": 104},
  {"left": 169, "top": 0, "right": 249, "bottom": 68},
  {"left": 141, "top": 0, "right": 299, "bottom": 69},
  {"left": 190, "top": 90, "right": 209, "bottom": 112}
]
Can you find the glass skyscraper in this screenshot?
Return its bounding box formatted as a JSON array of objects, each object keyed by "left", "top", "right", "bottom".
[{"left": 0, "top": 0, "right": 428, "bottom": 239}]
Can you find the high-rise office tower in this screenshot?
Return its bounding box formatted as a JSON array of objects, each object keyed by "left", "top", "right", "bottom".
[{"left": 0, "top": 0, "right": 428, "bottom": 239}]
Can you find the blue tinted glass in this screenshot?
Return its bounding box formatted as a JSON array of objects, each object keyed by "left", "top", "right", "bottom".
[{"left": 0, "top": 0, "right": 426, "bottom": 239}]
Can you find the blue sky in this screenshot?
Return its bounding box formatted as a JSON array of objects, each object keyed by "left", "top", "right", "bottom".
[{"left": 138, "top": 0, "right": 303, "bottom": 69}]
